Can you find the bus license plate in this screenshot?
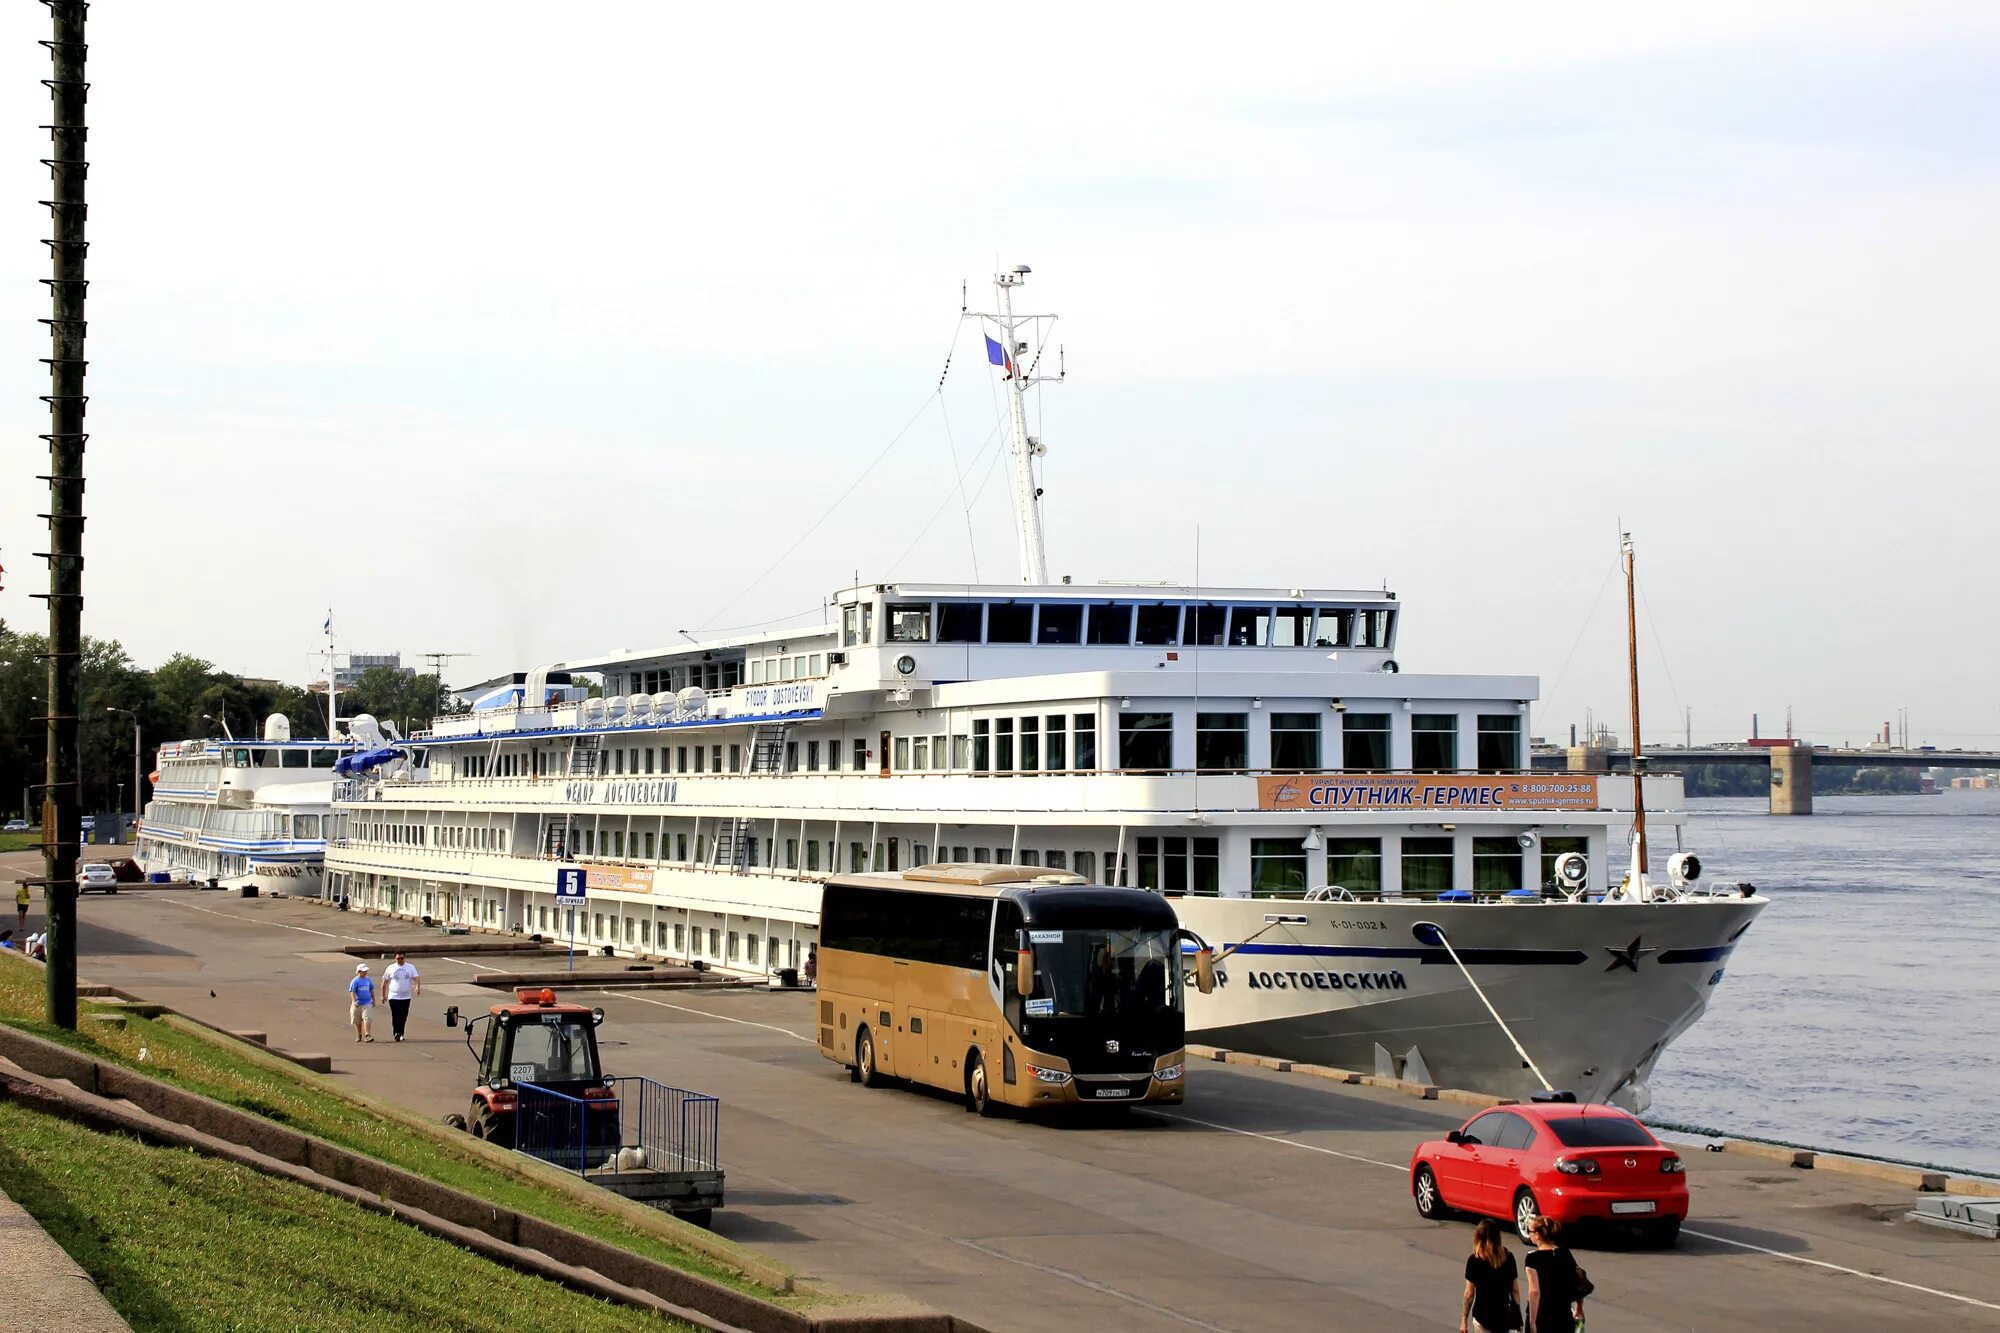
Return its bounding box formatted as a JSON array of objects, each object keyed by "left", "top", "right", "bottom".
[
  {"left": 1096, "top": 1087, "right": 1132, "bottom": 1098},
  {"left": 1610, "top": 1201, "right": 1656, "bottom": 1215}
]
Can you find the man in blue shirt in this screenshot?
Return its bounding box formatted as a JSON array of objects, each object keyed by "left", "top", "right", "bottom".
[{"left": 348, "top": 963, "right": 376, "bottom": 1042}]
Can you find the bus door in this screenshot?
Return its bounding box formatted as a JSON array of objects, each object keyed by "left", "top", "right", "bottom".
[{"left": 891, "top": 960, "right": 930, "bottom": 1084}]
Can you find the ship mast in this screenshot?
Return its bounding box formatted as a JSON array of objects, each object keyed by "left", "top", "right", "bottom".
[
  {"left": 1623, "top": 532, "right": 1650, "bottom": 894},
  {"left": 978, "top": 266, "right": 1057, "bottom": 584}
]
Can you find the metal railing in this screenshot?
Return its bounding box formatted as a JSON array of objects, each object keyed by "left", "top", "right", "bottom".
[{"left": 514, "top": 1077, "right": 719, "bottom": 1177}]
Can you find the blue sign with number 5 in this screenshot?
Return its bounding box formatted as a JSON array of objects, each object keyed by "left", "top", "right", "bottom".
[{"left": 555, "top": 867, "right": 586, "bottom": 902}]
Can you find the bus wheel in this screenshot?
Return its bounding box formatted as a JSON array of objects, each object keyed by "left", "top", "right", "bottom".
[
  {"left": 856, "top": 1028, "right": 884, "bottom": 1088},
  {"left": 967, "top": 1053, "right": 998, "bottom": 1117}
]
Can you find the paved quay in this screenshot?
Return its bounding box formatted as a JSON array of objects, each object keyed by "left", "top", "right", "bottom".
[{"left": 11, "top": 874, "right": 2000, "bottom": 1332}]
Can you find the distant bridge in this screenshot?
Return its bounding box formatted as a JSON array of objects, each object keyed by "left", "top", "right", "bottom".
[{"left": 1530, "top": 746, "right": 2000, "bottom": 815}]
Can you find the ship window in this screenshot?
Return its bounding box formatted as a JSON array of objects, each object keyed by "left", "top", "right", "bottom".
[
  {"left": 751, "top": 660, "right": 764, "bottom": 684},
  {"left": 1073, "top": 850, "right": 1096, "bottom": 881},
  {"left": 1401, "top": 837, "right": 1455, "bottom": 895},
  {"left": 295, "top": 814, "right": 320, "bottom": 839},
  {"left": 1045, "top": 850, "right": 1067, "bottom": 870},
  {"left": 1343, "top": 713, "right": 1391, "bottom": 772},
  {"left": 1314, "top": 608, "right": 1352, "bottom": 648},
  {"left": 1188, "top": 604, "right": 1227, "bottom": 646},
  {"left": 1044, "top": 715, "right": 1066, "bottom": 770},
  {"left": 1413, "top": 714, "right": 1458, "bottom": 772},
  {"left": 1133, "top": 604, "right": 1179, "bottom": 645},
  {"left": 1474, "top": 837, "right": 1521, "bottom": 892},
  {"left": 911, "top": 735, "right": 928, "bottom": 770},
  {"left": 994, "top": 718, "right": 1015, "bottom": 771},
  {"left": 282, "top": 749, "right": 309, "bottom": 768},
  {"left": 850, "top": 742, "right": 866, "bottom": 772},
  {"left": 951, "top": 733, "right": 971, "bottom": 768},
  {"left": 1073, "top": 714, "right": 1097, "bottom": 770},
  {"left": 1356, "top": 608, "right": 1393, "bottom": 648},
  {"left": 931, "top": 733, "right": 947, "bottom": 770},
  {"left": 1326, "top": 837, "right": 1382, "bottom": 893},
  {"left": 806, "top": 740, "right": 820, "bottom": 771},
  {"left": 937, "top": 602, "right": 984, "bottom": 642},
  {"left": 972, "top": 847, "right": 991, "bottom": 863},
  {"left": 809, "top": 654, "right": 822, "bottom": 676},
  {"left": 1271, "top": 606, "right": 1312, "bottom": 647},
  {"left": 1478, "top": 714, "right": 1522, "bottom": 771},
  {"left": 1195, "top": 713, "right": 1248, "bottom": 771},
  {"left": 805, "top": 840, "right": 820, "bottom": 871},
  {"left": 1250, "top": 838, "right": 1308, "bottom": 897},
  {"left": 986, "top": 602, "right": 1032, "bottom": 643},
  {"left": 1086, "top": 603, "right": 1133, "bottom": 644},
  {"left": 1271, "top": 713, "right": 1320, "bottom": 771},
  {"left": 1228, "top": 607, "right": 1270, "bottom": 646},
  {"left": 1018, "top": 717, "right": 1039, "bottom": 770},
  {"left": 894, "top": 736, "right": 910, "bottom": 770},
  {"left": 1119, "top": 712, "right": 1173, "bottom": 770},
  {"left": 887, "top": 603, "right": 932, "bottom": 642},
  {"left": 1036, "top": 604, "right": 1082, "bottom": 644}
]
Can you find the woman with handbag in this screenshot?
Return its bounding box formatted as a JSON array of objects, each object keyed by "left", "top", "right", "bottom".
[
  {"left": 1460, "top": 1218, "right": 1522, "bottom": 1333},
  {"left": 1524, "top": 1217, "right": 1589, "bottom": 1332}
]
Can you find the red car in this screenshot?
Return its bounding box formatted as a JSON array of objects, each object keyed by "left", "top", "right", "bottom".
[{"left": 1410, "top": 1099, "right": 1688, "bottom": 1246}]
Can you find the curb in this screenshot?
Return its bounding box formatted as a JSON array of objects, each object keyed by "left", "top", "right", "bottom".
[
  {"left": 1185, "top": 1044, "right": 1991, "bottom": 1195},
  {"left": 0, "top": 1180, "right": 133, "bottom": 1332}
]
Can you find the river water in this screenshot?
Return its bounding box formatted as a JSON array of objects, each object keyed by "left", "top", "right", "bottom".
[{"left": 1646, "top": 789, "right": 2000, "bottom": 1178}]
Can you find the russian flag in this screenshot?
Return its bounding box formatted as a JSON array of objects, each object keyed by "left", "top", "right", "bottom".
[{"left": 985, "top": 334, "right": 1014, "bottom": 379}]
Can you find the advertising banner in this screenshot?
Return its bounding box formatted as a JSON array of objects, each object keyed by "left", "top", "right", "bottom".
[
  {"left": 1257, "top": 774, "right": 1602, "bottom": 812},
  {"left": 584, "top": 864, "right": 655, "bottom": 895}
]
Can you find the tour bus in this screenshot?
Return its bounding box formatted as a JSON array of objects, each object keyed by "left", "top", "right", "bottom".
[{"left": 816, "top": 865, "right": 1213, "bottom": 1115}]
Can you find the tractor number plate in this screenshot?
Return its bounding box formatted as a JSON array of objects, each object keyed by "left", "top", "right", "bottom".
[
  {"left": 541, "top": 1014, "right": 562, "bottom": 1024},
  {"left": 510, "top": 1063, "right": 536, "bottom": 1081}
]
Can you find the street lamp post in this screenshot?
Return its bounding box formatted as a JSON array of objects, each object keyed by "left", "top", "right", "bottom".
[
  {"left": 202, "top": 711, "right": 234, "bottom": 740},
  {"left": 106, "top": 708, "right": 140, "bottom": 833}
]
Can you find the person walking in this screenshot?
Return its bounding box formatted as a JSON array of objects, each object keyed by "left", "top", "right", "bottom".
[
  {"left": 1461, "top": 1218, "right": 1520, "bottom": 1333},
  {"left": 347, "top": 963, "right": 376, "bottom": 1042},
  {"left": 15, "top": 881, "right": 29, "bottom": 933},
  {"left": 1524, "top": 1217, "right": 1586, "bottom": 1332},
  {"left": 381, "top": 952, "right": 421, "bottom": 1042},
  {"left": 803, "top": 945, "right": 817, "bottom": 987}
]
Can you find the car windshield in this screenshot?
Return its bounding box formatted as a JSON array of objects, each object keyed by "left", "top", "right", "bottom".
[
  {"left": 1024, "top": 928, "right": 1183, "bottom": 1018},
  {"left": 1544, "top": 1115, "right": 1657, "bottom": 1148}
]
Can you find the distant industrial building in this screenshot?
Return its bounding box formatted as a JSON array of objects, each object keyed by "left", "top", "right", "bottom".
[{"left": 334, "top": 653, "right": 414, "bottom": 689}]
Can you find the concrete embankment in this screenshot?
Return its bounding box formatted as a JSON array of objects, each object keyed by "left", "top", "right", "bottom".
[{"left": 0, "top": 1182, "right": 131, "bottom": 1333}]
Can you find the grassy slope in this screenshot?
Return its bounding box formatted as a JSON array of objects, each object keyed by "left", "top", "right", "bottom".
[
  {"left": 0, "top": 954, "right": 785, "bottom": 1302},
  {"left": 0, "top": 831, "right": 41, "bottom": 854},
  {"left": 0, "top": 1098, "right": 689, "bottom": 1333}
]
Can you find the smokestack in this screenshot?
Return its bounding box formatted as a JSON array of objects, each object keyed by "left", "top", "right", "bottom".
[{"left": 1752, "top": 713, "right": 1759, "bottom": 741}]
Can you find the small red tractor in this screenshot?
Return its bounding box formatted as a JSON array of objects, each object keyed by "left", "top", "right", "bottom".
[{"left": 442, "top": 987, "right": 613, "bottom": 1151}]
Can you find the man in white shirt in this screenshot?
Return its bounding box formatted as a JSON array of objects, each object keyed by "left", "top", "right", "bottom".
[{"left": 382, "top": 952, "right": 421, "bottom": 1042}]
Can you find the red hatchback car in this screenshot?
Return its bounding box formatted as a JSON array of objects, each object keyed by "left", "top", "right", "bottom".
[{"left": 1410, "top": 1100, "right": 1689, "bottom": 1246}]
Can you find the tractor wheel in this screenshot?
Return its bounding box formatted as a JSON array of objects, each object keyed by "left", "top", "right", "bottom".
[
  {"left": 856, "top": 1027, "right": 884, "bottom": 1088},
  {"left": 966, "top": 1053, "right": 998, "bottom": 1117},
  {"left": 442, "top": 1113, "right": 468, "bottom": 1132},
  {"left": 470, "top": 1102, "right": 516, "bottom": 1150}
]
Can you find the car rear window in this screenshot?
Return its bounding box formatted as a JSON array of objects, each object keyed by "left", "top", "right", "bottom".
[{"left": 1544, "top": 1115, "right": 1656, "bottom": 1148}]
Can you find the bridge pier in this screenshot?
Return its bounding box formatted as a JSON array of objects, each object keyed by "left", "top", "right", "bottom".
[
  {"left": 1769, "top": 746, "right": 1813, "bottom": 815},
  {"left": 1567, "top": 744, "right": 1610, "bottom": 773}
]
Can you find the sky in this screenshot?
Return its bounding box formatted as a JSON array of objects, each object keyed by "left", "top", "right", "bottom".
[{"left": 1, "top": 2, "right": 1996, "bottom": 748}]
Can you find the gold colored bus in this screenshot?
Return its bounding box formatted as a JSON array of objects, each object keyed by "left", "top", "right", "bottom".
[{"left": 816, "top": 865, "right": 1212, "bottom": 1115}]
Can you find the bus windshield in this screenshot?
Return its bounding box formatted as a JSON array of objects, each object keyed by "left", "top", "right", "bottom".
[{"left": 1024, "top": 928, "right": 1183, "bottom": 1019}]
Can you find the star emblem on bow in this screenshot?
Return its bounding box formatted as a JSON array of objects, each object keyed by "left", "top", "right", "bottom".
[{"left": 1603, "top": 936, "right": 1657, "bottom": 973}]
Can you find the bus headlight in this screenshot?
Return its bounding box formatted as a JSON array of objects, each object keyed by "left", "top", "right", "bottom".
[
  {"left": 1025, "top": 1063, "right": 1072, "bottom": 1086},
  {"left": 1154, "top": 1063, "right": 1184, "bottom": 1082}
]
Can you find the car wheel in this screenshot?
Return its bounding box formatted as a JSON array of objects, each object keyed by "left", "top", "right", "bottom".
[
  {"left": 1413, "top": 1165, "right": 1449, "bottom": 1220},
  {"left": 967, "top": 1053, "right": 998, "bottom": 1117},
  {"left": 1645, "top": 1217, "right": 1682, "bottom": 1249},
  {"left": 1514, "top": 1189, "right": 1543, "bottom": 1242},
  {"left": 856, "top": 1027, "right": 884, "bottom": 1088}
]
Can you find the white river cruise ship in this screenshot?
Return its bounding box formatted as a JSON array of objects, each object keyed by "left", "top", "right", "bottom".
[{"left": 323, "top": 269, "right": 1765, "bottom": 1108}]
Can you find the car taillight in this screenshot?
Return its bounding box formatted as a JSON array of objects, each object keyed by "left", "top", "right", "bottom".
[
  {"left": 1555, "top": 1156, "right": 1600, "bottom": 1176},
  {"left": 1661, "top": 1156, "right": 1685, "bottom": 1174}
]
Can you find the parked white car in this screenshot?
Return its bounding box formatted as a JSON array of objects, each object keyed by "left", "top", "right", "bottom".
[{"left": 79, "top": 862, "right": 118, "bottom": 893}]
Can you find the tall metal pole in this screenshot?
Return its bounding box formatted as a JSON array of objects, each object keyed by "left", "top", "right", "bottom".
[
  {"left": 37, "top": 0, "right": 88, "bottom": 1029},
  {"left": 1622, "top": 533, "right": 1648, "bottom": 879},
  {"left": 995, "top": 270, "right": 1049, "bottom": 585}
]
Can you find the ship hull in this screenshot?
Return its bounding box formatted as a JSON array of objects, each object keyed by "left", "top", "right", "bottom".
[{"left": 1173, "top": 894, "right": 1765, "bottom": 1108}]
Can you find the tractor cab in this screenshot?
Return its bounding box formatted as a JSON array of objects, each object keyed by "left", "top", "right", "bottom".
[{"left": 476, "top": 988, "right": 605, "bottom": 1093}]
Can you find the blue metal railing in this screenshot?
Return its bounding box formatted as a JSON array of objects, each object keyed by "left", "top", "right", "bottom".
[{"left": 514, "top": 1077, "right": 718, "bottom": 1176}]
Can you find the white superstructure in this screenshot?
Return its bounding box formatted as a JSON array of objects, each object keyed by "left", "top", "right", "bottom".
[{"left": 322, "top": 269, "right": 1766, "bottom": 1108}]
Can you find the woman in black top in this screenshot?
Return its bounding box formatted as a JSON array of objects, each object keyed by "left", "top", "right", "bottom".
[
  {"left": 1523, "top": 1217, "right": 1584, "bottom": 1332},
  {"left": 1461, "top": 1218, "right": 1520, "bottom": 1333}
]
